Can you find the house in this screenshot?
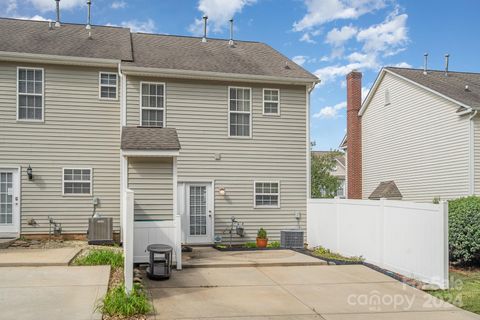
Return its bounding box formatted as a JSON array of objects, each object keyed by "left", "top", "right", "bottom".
[
  {"left": 311, "top": 151, "right": 346, "bottom": 198},
  {"left": 0, "top": 17, "right": 319, "bottom": 243},
  {"left": 342, "top": 66, "right": 480, "bottom": 202}
]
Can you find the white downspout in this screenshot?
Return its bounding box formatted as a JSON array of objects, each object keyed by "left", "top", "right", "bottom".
[
  {"left": 469, "top": 110, "right": 478, "bottom": 195},
  {"left": 118, "top": 62, "right": 127, "bottom": 242}
]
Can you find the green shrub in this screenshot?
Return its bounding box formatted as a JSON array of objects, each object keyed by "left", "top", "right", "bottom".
[
  {"left": 267, "top": 241, "right": 281, "bottom": 248},
  {"left": 244, "top": 242, "right": 257, "bottom": 248},
  {"left": 74, "top": 249, "right": 124, "bottom": 270},
  {"left": 99, "top": 284, "right": 151, "bottom": 317},
  {"left": 313, "top": 246, "right": 364, "bottom": 262},
  {"left": 257, "top": 228, "right": 267, "bottom": 239},
  {"left": 449, "top": 196, "right": 480, "bottom": 265}
]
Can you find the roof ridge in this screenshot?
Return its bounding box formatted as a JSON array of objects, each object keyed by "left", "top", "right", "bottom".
[
  {"left": 132, "top": 32, "right": 261, "bottom": 44},
  {"left": 0, "top": 16, "right": 130, "bottom": 30},
  {"left": 386, "top": 66, "right": 480, "bottom": 76}
]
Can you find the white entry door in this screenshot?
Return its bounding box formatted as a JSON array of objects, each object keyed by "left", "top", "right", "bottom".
[
  {"left": 0, "top": 168, "right": 20, "bottom": 237},
  {"left": 185, "top": 183, "right": 213, "bottom": 244}
]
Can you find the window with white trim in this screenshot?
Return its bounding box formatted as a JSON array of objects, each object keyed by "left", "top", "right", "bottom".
[
  {"left": 263, "top": 89, "right": 280, "bottom": 115},
  {"left": 17, "top": 67, "right": 43, "bottom": 121},
  {"left": 63, "top": 168, "right": 92, "bottom": 195},
  {"left": 254, "top": 182, "right": 279, "bottom": 208},
  {"left": 99, "top": 72, "right": 118, "bottom": 99},
  {"left": 141, "top": 82, "right": 165, "bottom": 127},
  {"left": 229, "top": 87, "right": 251, "bottom": 137}
]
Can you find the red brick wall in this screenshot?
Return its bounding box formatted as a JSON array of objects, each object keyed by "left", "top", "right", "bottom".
[{"left": 346, "top": 71, "right": 362, "bottom": 199}]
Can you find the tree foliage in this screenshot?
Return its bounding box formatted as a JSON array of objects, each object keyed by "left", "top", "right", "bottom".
[{"left": 311, "top": 151, "right": 343, "bottom": 198}]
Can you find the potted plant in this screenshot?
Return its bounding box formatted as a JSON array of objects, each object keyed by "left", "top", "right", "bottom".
[{"left": 256, "top": 228, "right": 268, "bottom": 248}]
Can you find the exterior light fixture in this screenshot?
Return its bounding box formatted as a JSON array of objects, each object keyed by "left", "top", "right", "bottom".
[
  {"left": 219, "top": 187, "right": 226, "bottom": 196},
  {"left": 26, "top": 165, "right": 33, "bottom": 180}
]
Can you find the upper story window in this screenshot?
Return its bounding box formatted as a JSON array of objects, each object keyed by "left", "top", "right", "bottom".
[
  {"left": 141, "top": 82, "right": 165, "bottom": 127},
  {"left": 63, "top": 168, "right": 92, "bottom": 195},
  {"left": 228, "top": 87, "right": 251, "bottom": 137},
  {"left": 254, "top": 181, "right": 280, "bottom": 208},
  {"left": 99, "top": 72, "right": 118, "bottom": 100},
  {"left": 263, "top": 89, "right": 280, "bottom": 115},
  {"left": 17, "top": 67, "right": 43, "bottom": 121}
]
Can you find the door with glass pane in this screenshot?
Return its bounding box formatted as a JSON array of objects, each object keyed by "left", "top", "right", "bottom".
[
  {"left": 0, "top": 168, "right": 20, "bottom": 236},
  {"left": 186, "top": 184, "right": 212, "bottom": 244}
]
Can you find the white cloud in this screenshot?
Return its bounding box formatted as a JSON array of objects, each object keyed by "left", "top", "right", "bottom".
[
  {"left": 189, "top": 0, "right": 256, "bottom": 35},
  {"left": 325, "top": 25, "right": 357, "bottom": 47},
  {"left": 389, "top": 61, "right": 412, "bottom": 68},
  {"left": 313, "top": 101, "right": 347, "bottom": 119},
  {"left": 292, "top": 55, "right": 308, "bottom": 66},
  {"left": 14, "top": 14, "right": 49, "bottom": 21},
  {"left": 27, "top": 0, "right": 85, "bottom": 12},
  {"left": 111, "top": 1, "right": 127, "bottom": 9},
  {"left": 300, "top": 32, "right": 316, "bottom": 43},
  {"left": 118, "top": 19, "right": 156, "bottom": 33},
  {"left": 361, "top": 86, "right": 371, "bottom": 102},
  {"left": 293, "top": 0, "right": 386, "bottom": 31},
  {"left": 356, "top": 10, "right": 408, "bottom": 54}
]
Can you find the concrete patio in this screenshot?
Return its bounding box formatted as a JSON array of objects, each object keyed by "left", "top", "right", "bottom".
[
  {"left": 0, "top": 265, "right": 109, "bottom": 320},
  {"left": 146, "top": 262, "right": 480, "bottom": 319},
  {"left": 0, "top": 247, "right": 81, "bottom": 266}
]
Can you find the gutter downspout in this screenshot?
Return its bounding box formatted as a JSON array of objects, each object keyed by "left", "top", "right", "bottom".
[
  {"left": 306, "top": 80, "right": 320, "bottom": 200},
  {"left": 469, "top": 110, "right": 478, "bottom": 195},
  {"left": 118, "top": 62, "right": 127, "bottom": 243}
]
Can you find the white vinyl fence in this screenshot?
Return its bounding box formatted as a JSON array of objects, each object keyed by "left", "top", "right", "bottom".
[{"left": 307, "top": 198, "right": 449, "bottom": 289}]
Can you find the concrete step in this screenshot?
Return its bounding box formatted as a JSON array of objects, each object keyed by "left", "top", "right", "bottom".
[{"left": 0, "top": 238, "right": 17, "bottom": 249}]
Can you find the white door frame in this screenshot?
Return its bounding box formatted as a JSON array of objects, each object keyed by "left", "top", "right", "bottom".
[
  {"left": 0, "top": 167, "right": 21, "bottom": 237},
  {"left": 178, "top": 180, "right": 214, "bottom": 244}
]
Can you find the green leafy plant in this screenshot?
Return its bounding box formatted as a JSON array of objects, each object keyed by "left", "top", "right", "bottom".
[
  {"left": 313, "top": 246, "right": 364, "bottom": 262},
  {"left": 216, "top": 244, "right": 227, "bottom": 249},
  {"left": 244, "top": 242, "right": 257, "bottom": 248},
  {"left": 74, "top": 249, "right": 124, "bottom": 270},
  {"left": 449, "top": 196, "right": 480, "bottom": 265},
  {"left": 257, "top": 228, "right": 267, "bottom": 239},
  {"left": 433, "top": 196, "right": 441, "bottom": 204},
  {"left": 267, "top": 241, "right": 280, "bottom": 248},
  {"left": 99, "top": 284, "right": 151, "bottom": 317},
  {"left": 311, "top": 151, "right": 343, "bottom": 198}
]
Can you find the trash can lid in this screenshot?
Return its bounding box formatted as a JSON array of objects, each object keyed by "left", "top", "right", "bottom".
[{"left": 147, "top": 244, "right": 173, "bottom": 253}]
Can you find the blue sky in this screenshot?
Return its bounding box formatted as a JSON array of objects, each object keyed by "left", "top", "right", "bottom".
[{"left": 2, "top": 0, "right": 480, "bottom": 150}]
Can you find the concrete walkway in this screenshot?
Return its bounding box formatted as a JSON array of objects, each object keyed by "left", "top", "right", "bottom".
[
  {"left": 146, "top": 265, "right": 480, "bottom": 320},
  {"left": 183, "top": 247, "right": 326, "bottom": 268},
  {"left": 0, "top": 247, "right": 81, "bottom": 266},
  {"left": 0, "top": 266, "right": 109, "bottom": 320}
]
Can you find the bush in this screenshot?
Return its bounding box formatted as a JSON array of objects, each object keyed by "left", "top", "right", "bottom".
[
  {"left": 74, "top": 249, "right": 124, "bottom": 270},
  {"left": 449, "top": 196, "right": 480, "bottom": 265},
  {"left": 99, "top": 284, "right": 151, "bottom": 317},
  {"left": 244, "top": 242, "right": 257, "bottom": 248},
  {"left": 257, "top": 228, "right": 267, "bottom": 239},
  {"left": 267, "top": 241, "right": 281, "bottom": 248}
]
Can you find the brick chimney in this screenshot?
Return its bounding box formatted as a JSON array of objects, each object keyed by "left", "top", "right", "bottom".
[{"left": 346, "top": 70, "right": 362, "bottom": 199}]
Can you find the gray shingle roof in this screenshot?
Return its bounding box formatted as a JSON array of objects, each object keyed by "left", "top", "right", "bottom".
[
  {"left": 121, "top": 127, "right": 181, "bottom": 151},
  {"left": 368, "top": 181, "right": 403, "bottom": 200},
  {"left": 124, "top": 33, "right": 317, "bottom": 80},
  {"left": 386, "top": 67, "right": 480, "bottom": 109},
  {"left": 0, "top": 18, "right": 133, "bottom": 61}
]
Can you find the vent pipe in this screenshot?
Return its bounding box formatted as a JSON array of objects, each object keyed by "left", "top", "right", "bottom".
[
  {"left": 445, "top": 54, "right": 450, "bottom": 76},
  {"left": 202, "top": 15, "right": 208, "bottom": 43},
  {"left": 55, "top": 0, "right": 61, "bottom": 27},
  {"left": 86, "top": 0, "right": 92, "bottom": 30},
  {"left": 229, "top": 18, "right": 234, "bottom": 46},
  {"left": 423, "top": 53, "right": 428, "bottom": 75}
]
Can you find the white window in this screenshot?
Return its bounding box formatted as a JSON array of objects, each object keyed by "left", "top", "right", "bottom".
[
  {"left": 17, "top": 67, "right": 44, "bottom": 121},
  {"left": 99, "top": 72, "right": 118, "bottom": 100},
  {"left": 263, "top": 89, "right": 280, "bottom": 115},
  {"left": 229, "top": 87, "right": 251, "bottom": 137},
  {"left": 63, "top": 168, "right": 92, "bottom": 195},
  {"left": 254, "top": 181, "right": 280, "bottom": 208},
  {"left": 141, "top": 82, "right": 165, "bottom": 127}
]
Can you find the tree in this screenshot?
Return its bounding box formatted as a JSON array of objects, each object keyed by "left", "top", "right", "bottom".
[{"left": 311, "top": 151, "right": 342, "bottom": 198}]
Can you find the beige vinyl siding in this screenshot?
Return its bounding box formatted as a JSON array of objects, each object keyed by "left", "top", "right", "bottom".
[
  {"left": 475, "top": 116, "right": 480, "bottom": 195},
  {"left": 128, "top": 157, "right": 173, "bottom": 221},
  {"left": 126, "top": 77, "right": 307, "bottom": 242},
  {"left": 362, "top": 72, "right": 470, "bottom": 202},
  {"left": 0, "top": 61, "right": 120, "bottom": 234}
]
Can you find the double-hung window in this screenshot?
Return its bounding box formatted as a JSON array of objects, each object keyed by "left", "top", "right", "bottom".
[
  {"left": 99, "top": 72, "right": 118, "bottom": 99},
  {"left": 263, "top": 89, "right": 280, "bottom": 115},
  {"left": 141, "top": 82, "right": 165, "bottom": 127},
  {"left": 17, "top": 67, "right": 44, "bottom": 121},
  {"left": 254, "top": 181, "right": 280, "bottom": 208},
  {"left": 229, "top": 87, "right": 251, "bottom": 137},
  {"left": 63, "top": 168, "right": 92, "bottom": 195}
]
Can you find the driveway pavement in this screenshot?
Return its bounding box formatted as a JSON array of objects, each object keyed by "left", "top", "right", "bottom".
[
  {"left": 146, "top": 265, "right": 480, "bottom": 320},
  {"left": 0, "top": 266, "right": 109, "bottom": 320}
]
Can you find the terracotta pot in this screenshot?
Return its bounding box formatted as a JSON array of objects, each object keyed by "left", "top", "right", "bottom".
[{"left": 256, "top": 237, "right": 268, "bottom": 248}]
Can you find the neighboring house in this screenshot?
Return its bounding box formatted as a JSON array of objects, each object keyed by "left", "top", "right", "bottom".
[
  {"left": 311, "top": 151, "right": 346, "bottom": 198},
  {"left": 0, "top": 18, "right": 318, "bottom": 242},
  {"left": 342, "top": 67, "right": 480, "bottom": 202}
]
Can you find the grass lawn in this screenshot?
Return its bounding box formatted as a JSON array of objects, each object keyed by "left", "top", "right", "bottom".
[{"left": 428, "top": 268, "right": 480, "bottom": 314}]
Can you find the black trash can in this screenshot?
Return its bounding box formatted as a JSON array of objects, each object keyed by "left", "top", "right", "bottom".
[{"left": 146, "top": 244, "right": 173, "bottom": 280}]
